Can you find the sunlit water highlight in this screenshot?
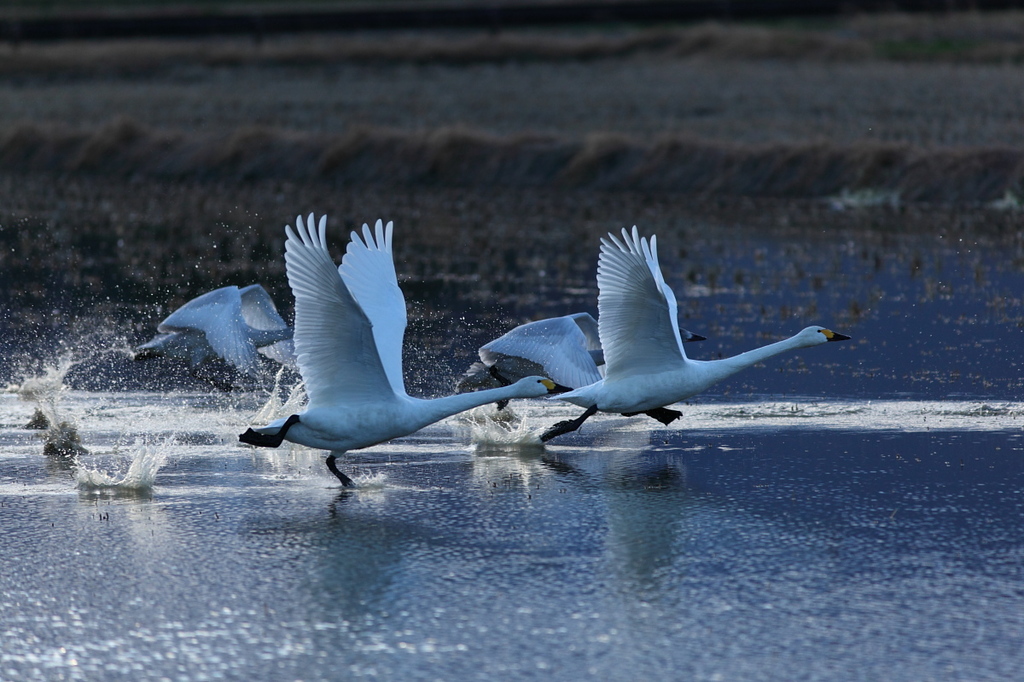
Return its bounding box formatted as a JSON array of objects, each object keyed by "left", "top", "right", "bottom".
[
  {"left": 2, "top": 387, "right": 1023, "bottom": 680},
  {"left": 3, "top": 225, "right": 1024, "bottom": 679}
]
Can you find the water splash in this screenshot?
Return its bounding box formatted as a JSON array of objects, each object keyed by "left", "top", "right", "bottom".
[
  {"left": 7, "top": 353, "right": 92, "bottom": 457},
  {"left": 349, "top": 471, "right": 390, "bottom": 489},
  {"left": 250, "top": 367, "right": 307, "bottom": 425},
  {"left": 42, "top": 421, "right": 90, "bottom": 459},
  {"left": 458, "top": 405, "right": 544, "bottom": 448},
  {"left": 10, "top": 353, "right": 75, "bottom": 428},
  {"left": 75, "top": 438, "right": 169, "bottom": 490}
]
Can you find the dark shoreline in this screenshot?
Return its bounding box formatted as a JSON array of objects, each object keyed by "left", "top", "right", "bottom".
[{"left": 5, "top": 0, "right": 1022, "bottom": 42}]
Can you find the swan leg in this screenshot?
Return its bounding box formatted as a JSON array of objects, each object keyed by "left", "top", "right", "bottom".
[
  {"left": 488, "top": 366, "right": 512, "bottom": 410},
  {"left": 621, "top": 407, "right": 682, "bottom": 426},
  {"left": 238, "top": 414, "right": 300, "bottom": 448},
  {"left": 540, "top": 405, "right": 599, "bottom": 442},
  {"left": 325, "top": 453, "right": 355, "bottom": 487},
  {"left": 488, "top": 365, "right": 512, "bottom": 386}
]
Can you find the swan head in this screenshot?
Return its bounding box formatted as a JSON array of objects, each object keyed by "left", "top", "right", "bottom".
[
  {"left": 512, "top": 376, "right": 558, "bottom": 398},
  {"left": 799, "top": 326, "right": 851, "bottom": 347}
]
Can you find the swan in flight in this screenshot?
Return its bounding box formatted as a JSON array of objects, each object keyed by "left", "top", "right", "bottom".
[
  {"left": 540, "top": 227, "right": 850, "bottom": 442},
  {"left": 457, "top": 312, "right": 705, "bottom": 397},
  {"left": 239, "top": 214, "right": 556, "bottom": 486},
  {"left": 135, "top": 284, "right": 294, "bottom": 377}
]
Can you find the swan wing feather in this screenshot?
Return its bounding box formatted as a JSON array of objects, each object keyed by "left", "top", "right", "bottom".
[
  {"left": 238, "top": 284, "right": 288, "bottom": 331},
  {"left": 483, "top": 315, "right": 602, "bottom": 389},
  {"left": 157, "top": 285, "right": 259, "bottom": 374},
  {"left": 285, "top": 214, "right": 394, "bottom": 408},
  {"left": 568, "top": 312, "right": 602, "bottom": 351},
  {"left": 338, "top": 220, "right": 407, "bottom": 396},
  {"left": 597, "top": 227, "right": 686, "bottom": 380},
  {"left": 238, "top": 284, "right": 297, "bottom": 366}
]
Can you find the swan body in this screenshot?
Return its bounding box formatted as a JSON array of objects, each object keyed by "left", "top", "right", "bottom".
[
  {"left": 135, "top": 284, "right": 294, "bottom": 376},
  {"left": 557, "top": 325, "right": 845, "bottom": 412},
  {"left": 458, "top": 312, "right": 705, "bottom": 392},
  {"left": 541, "top": 227, "right": 850, "bottom": 441},
  {"left": 239, "top": 214, "right": 555, "bottom": 484}
]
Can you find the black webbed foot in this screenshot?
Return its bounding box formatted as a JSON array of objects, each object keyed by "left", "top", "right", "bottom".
[
  {"left": 645, "top": 407, "right": 682, "bottom": 425},
  {"left": 326, "top": 454, "right": 356, "bottom": 487},
  {"left": 239, "top": 414, "right": 300, "bottom": 448},
  {"left": 621, "top": 407, "right": 682, "bottom": 426},
  {"left": 540, "top": 405, "right": 599, "bottom": 442}
]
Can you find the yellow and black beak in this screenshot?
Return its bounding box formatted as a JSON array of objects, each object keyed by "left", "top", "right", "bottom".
[
  {"left": 821, "top": 329, "right": 852, "bottom": 342},
  {"left": 541, "top": 378, "right": 572, "bottom": 394}
]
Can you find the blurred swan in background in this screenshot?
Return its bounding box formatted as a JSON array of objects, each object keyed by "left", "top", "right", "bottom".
[
  {"left": 541, "top": 227, "right": 851, "bottom": 442},
  {"left": 457, "top": 312, "right": 705, "bottom": 402},
  {"left": 134, "top": 284, "right": 294, "bottom": 377},
  {"left": 239, "top": 214, "right": 556, "bottom": 486}
]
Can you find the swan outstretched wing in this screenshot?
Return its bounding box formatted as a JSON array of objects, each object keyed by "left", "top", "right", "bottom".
[
  {"left": 568, "top": 312, "right": 602, "bottom": 351},
  {"left": 338, "top": 220, "right": 408, "bottom": 397},
  {"left": 158, "top": 285, "right": 258, "bottom": 374},
  {"left": 597, "top": 227, "right": 687, "bottom": 380},
  {"left": 285, "top": 214, "right": 394, "bottom": 408},
  {"left": 238, "top": 284, "right": 295, "bottom": 365},
  {"left": 482, "top": 314, "right": 603, "bottom": 389},
  {"left": 238, "top": 284, "right": 288, "bottom": 331}
]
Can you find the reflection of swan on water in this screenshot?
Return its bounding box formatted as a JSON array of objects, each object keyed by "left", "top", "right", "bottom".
[
  {"left": 134, "top": 284, "right": 294, "bottom": 378},
  {"left": 541, "top": 227, "right": 851, "bottom": 442},
  {"left": 239, "top": 214, "right": 557, "bottom": 486},
  {"left": 457, "top": 313, "right": 706, "bottom": 403}
]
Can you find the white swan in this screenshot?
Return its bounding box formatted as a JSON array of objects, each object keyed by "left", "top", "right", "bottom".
[
  {"left": 239, "top": 214, "right": 556, "bottom": 485},
  {"left": 135, "top": 284, "right": 294, "bottom": 377},
  {"left": 540, "top": 227, "right": 850, "bottom": 442},
  {"left": 457, "top": 312, "right": 705, "bottom": 394}
]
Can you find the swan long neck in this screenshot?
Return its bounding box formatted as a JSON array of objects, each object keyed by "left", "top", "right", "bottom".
[
  {"left": 413, "top": 384, "right": 541, "bottom": 426},
  {"left": 704, "top": 335, "right": 810, "bottom": 383}
]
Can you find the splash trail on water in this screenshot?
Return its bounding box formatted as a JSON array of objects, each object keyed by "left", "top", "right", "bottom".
[
  {"left": 249, "top": 367, "right": 307, "bottom": 425},
  {"left": 75, "top": 438, "right": 169, "bottom": 490},
  {"left": 458, "top": 404, "right": 545, "bottom": 448}
]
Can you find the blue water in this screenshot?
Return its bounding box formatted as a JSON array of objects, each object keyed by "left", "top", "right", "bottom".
[
  {"left": 2, "top": 222, "right": 1023, "bottom": 680},
  {"left": 2, "top": 410, "right": 1023, "bottom": 680}
]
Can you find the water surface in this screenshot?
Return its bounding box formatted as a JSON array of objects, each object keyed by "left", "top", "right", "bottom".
[{"left": 2, "top": 223, "right": 1023, "bottom": 680}]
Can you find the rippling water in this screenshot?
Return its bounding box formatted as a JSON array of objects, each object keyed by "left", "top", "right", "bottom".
[
  {"left": 2, "top": 387, "right": 1023, "bottom": 680},
  {"left": 2, "top": 222, "right": 1023, "bottom": 680}
]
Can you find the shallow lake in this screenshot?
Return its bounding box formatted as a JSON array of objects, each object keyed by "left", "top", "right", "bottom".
[{"left": 2, "top": 219, "right": 1023, "bottom": 680}]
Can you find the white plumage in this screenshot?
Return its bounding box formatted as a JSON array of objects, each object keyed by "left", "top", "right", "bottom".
[
  {"left": 541, "top": 227, "right": 850, "bottom": 441},
  {"left": 240, "top": 214, "right": 556, "bottom": 485},
  {"left": 458, "top": 312, "right": 705, "bottom": 393},
  {"left": 135, "top": 284, "right": 294, "bottom": 377}
]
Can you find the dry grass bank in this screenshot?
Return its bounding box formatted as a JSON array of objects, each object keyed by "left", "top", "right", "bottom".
[{"left": 1, "top": 119, "right": 1021, "bottom": 203}]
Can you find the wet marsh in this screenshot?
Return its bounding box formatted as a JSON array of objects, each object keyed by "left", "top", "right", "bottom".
[{"left": 2, "top": 15, "right": 1024, "bottom": 680}]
